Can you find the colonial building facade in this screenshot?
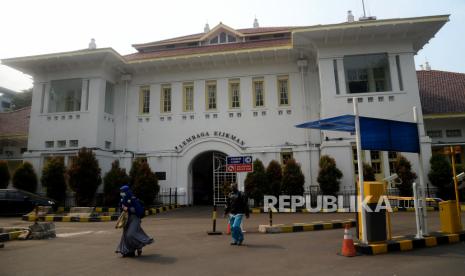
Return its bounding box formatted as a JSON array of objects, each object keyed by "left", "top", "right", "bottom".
[{"left": 2, "top": 15, "right": 449, "bottom": 205}]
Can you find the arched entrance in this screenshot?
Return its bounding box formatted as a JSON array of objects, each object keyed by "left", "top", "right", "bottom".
[{"left": 190, "top": 151, "right": 236, "bottom": 205}]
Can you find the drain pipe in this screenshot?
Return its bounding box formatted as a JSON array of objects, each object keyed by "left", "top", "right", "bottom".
[{"left": 297, "top": 54, "right": 311, "bottom": 183}]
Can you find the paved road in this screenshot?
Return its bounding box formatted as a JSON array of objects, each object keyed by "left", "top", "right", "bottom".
[{"left": 1, "top": 207, "right": 464, "bottom": 276}]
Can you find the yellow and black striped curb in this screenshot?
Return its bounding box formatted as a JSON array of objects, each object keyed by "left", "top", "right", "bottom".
[
  {"left": 355, "top": 231, "right": 465, "bottom": 255},
  {"left": 0, "top": 230, "right": 26, "bottom": 242},
  {"left": 258, "top": 219, "right": 356, "bottom": 234},
  {"left": 22, "top": 205, "right": 182, "bottom": 222},
  {"left": 57, "top": 207, "right": 118, "bottom": 213}
]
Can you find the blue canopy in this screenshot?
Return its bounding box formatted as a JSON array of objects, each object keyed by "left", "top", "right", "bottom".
[{"left": 296, "top": 115, "right": 420, "bottom": 153}]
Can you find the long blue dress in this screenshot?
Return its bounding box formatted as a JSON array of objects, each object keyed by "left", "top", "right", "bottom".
[{"left": 116, "top": 191, "right": 153, "bottom": 256}]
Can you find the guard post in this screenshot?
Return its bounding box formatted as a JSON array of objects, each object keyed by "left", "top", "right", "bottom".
[
  {"left": 358, "top": 181, "right": 387, "bottom": 243},
  {"left": 207, "top": 205, "right": 222, "bottom": 235}
]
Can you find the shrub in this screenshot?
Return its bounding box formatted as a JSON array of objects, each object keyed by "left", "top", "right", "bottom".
[
  {"left": 394, "top": 155, "right": 417, "bottom": 196},
  {"left": 103, "top": 160, "right": 129, "bottom": 206},
  {"left": 0, "top": 161, "right": 10, "bottom": 189},
  {"left": 68, "top": 148, "right": 102, "bottom": 206},
  {"left": 428, "top": 155, "right": 454, "bottom": 200},
  {"left": 317, "top": 155, "right": 343, "bottom": 196},
  {"left": 130, "top": 159, "right": 159, "bottom": 206},
  {"left": 12, "top": 162, "right": 38, "bottom": 193},
  {"left": 41, "top": 157, "right": 67, "bottom": 205},
  {"left": 281, "top": 159, "right": 305, "bottom": 196},
  {"left": 266, "top": 160, "right": 283, "bottom": 197},
  {"left": 244, "top": 159, "right": 267, "bottom": 206},
  {"left": 363, "top": 163, "right": 376, "bottom": 181}
]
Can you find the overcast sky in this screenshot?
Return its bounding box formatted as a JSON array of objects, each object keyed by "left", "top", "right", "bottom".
[{"left": 0, "top": 0, "right": 463, "bottom": 92}]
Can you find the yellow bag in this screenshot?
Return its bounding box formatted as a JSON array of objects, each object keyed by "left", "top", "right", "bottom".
[{"left": 115, "top": 211, "right": 128, "bottom": 229}]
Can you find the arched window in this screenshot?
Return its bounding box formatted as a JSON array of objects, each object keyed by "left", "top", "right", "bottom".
[
  {"left": 219, "top": 32, "right": 227, "bottom": 43},
  {"left": 208, "top": 31, "right": 238, "bottom": 45}
]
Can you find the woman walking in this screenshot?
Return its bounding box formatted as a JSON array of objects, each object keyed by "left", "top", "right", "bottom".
[{"left": 116, "top": 185, "right": 153, "bottom": 257}]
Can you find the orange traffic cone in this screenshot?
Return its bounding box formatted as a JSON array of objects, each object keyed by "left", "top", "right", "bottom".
[
  {"left": 341, "top": 224, "right": 356, "bottom": 257},
  {"left": 226, "top": 222, "right": 231, "bottom": 235}
]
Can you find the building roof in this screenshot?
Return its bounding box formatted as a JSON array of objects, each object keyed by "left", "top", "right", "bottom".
[
  {"left": 0, "top": 106, "right": 30, "bottom": 138},
  {"left": 418, "top": 70, "right": 465, "bottom": 115}
]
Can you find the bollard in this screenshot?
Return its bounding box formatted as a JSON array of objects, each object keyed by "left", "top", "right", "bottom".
[
  {"left": 207, "top": 205, "right": 222, "bottom": 235},
  {"left": 269, "top": 208, "right": 273, "bottom": 226}
]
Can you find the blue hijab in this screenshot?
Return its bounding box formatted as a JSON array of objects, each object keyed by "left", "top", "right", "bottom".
[{"left": 120, "top": 185, "right": 133, "bottom": 208}]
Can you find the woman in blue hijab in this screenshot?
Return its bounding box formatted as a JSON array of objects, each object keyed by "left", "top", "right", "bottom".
[{"left": 115, "top": 185, "right": 153, "bottom": 257}]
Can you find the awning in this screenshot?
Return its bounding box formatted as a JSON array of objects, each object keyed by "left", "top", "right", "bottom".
[{"left": 296, "top": 115, "right": 420, "bottom": 153}]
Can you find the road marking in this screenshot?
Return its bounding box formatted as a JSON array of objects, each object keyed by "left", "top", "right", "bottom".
[{"left": 57, "top": 231, "right": 94, "bottom": 238}]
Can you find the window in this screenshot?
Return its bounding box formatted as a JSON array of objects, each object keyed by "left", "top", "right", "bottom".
[
  {"left": 344, "top": 53, "right": 392, "bottom": 93},
  {"left": 396, "top": 55, "right": 403, "bottom": 91},
  {"left": 388, "top": 151, "right": 398, "bottom": 174},
  {"left": 277, "top": 75, "right": 289, "bottom": 106},
  {"left": 333, "top": 60, "right": 340, "bottom": 95},
  {"left": 85, "top": 80, "right": 90, "bottom": 111},
  {"left": 446, "top": 129, "right": 462, "bottom": 137},
  {"left": 45, "top": 141, "right": 54, "bottom": 148},
  {"left": 220, "top": 32, "right": 227, "bottom": 43},
  {"left": 205, "top": 81, "right": 217, "bottom": 110},
  {"left": 139, "top": 86, "right": 150, "bottom": 114},
  {"left": 161, "top": 85, "right": 171, "bottom": 113},
  {"left": 427, "top": 130, "right": 443, "bottom": 138},
  {"left": 40, "top": 83, "right": 46, "bottom": 113},
  {"left": 229, "top": 80, "right": 240, "bottom": 109},
  {"left": 105, "top": 141, "right": 112, "bottom": 149},
  {"left": 48, "top": 79, "right": 82, "bottom": 113},
  {"left": 104, "top": 81, "right": 114, "bottom": 114},
  {"left": 253, "top": 78, "right": 264, "bottom": 107},
  {"left": 280, "top": 151, "right": 293, "bottom": 165},
  {"left": 69, "top": 140, "right": 78, "bottom": 147},
  {"left": 370, "top": 150, "right": 382, "bottom": 174},
  {"left": 183, "top": 83, "right": 194, "bottom": 112},
  {"left": 209, "top": 32, "right": 237, "bottom": 45},
  {"left": 57, "top": 140, "right": 66, "bottom": 148}
]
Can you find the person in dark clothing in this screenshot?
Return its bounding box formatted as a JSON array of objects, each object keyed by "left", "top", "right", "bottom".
[
  {"left": 116, "top": 185, "right": 153, "bottom": 257},
  {"left": 224, "top": 183, "right": 250, "bottom": 245}
]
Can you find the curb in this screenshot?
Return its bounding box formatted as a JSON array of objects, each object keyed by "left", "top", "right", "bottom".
[
  {"left": 259, "top": 219, "right": 356, "bottom": 234},
  {"left": 22, "top": 205, "right": 182, "bottom": 222},
  {"left": 0, "top": 230, "right": 26, "bottom": 242},
  {"left": 355, "top": 231, "right": 465, "bottom": 255}
]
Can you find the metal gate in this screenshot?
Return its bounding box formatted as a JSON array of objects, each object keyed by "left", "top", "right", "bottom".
[{"left": 213, "top": 152, "right": 236, "bottom": 206}]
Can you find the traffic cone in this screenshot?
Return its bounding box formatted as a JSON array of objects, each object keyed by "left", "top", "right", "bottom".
[
  {"left": 226, "top": 222, "right": 231, "bottom": 235},
  {"left": 341, "top": 224, "right": 356, "bottom": 257}
]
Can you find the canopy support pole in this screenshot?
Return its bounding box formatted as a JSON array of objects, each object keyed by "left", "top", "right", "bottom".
[
  {"left": 353, "top": 98, "right": 367, "bottom": 244},
  {"left": 413, "top": 106, "right": 428, "bottom": 236}
]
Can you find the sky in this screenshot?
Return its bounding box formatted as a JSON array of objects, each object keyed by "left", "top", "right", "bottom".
[{"left": 0, "top": 0, "right": 464, "bottom": 92}]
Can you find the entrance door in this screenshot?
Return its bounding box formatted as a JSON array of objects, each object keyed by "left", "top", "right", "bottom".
[{"left": 213, "top": 152, "right": 236, "bottom": 206}]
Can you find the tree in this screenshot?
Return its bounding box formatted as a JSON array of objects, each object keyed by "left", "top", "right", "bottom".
[
  {"left": 129, "top": 159, "right": 142, "bottom": 187},
  {"left": 0, "top": 161, "right": 10, "bottom": 189},
  {"left": 68, "top": 148, "right": 102, "bottom": 206},
  {"left": 104, "top": 160, "right": 129, "bottom": 206},
  {"left": 266, "top": 160, "right": 283, "bottom": 197},
  {"left": 244, "top": 159, "right": 267, "bottom": 206},
  {"left": 41, "top": 157, "right": 67, "bottom": 205},
  {"left": 281, "top": 159, "right": 305, "bottom": 196},
  {"left": 317, "top": 155, "right": 343, "bottom": 196},
  {"left": 12, "top": 162, "right": 38, "bottom": 193},
  {"left": 394, "top": 155, "right": 417, "bottom": 196},
  {"left": 11, "top": 88, "right": 32, "bottom": 110},
  {"left": 428, "top": 155, "right": 454, "bottom": 200},
  {"left": 130, "top": 160, "right": 159, "bottom": 206},
  {"left": 363, "top": 163, "right": 376, "bottom": 181}
]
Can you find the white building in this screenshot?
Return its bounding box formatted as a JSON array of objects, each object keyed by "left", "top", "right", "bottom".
[{"left": 1, "top": 14, "right": 449, "bottom": 205}]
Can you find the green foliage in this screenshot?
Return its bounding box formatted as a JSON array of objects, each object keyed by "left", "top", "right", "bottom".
[
  {"left": 130, "top": 159, "right": 159, "bottom": 206},
  {"left": 244, "top": 159, "right": 267, "bottom": 206},
  {"left": 317, "top": 155, "right": 343, "bottom": 196},
  {"left": 281, "top": 159, "right": 305, "bottom": 196},
  {"left": 266, "top": 160, "right": 283, "bottom": 197},
  {"left": 68, "top": 148, "right": 102, "bottom": 206},
  {"left": 12, "top": 162, "right": 38, "bottom": 193},
  {"left": 41, "top": 157, "right": 67, "bottom": 204},
  {"left": 394, "top": 155, "right": 417, "bottom": 196},
  {"left": 104, "top": 160, "right": 129, "bottom": 206},
  {"left": 0, "top": 161, "right": 10, "bottom": 189},
  {"left": 363, "top": 163, "right": 376, "bottom": 181},
  {"left": 11, "top": 89, "right": 32, "bottom": 110},
  {"left": 428, "top": 155, "right": 454, "bottom": 200}
]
